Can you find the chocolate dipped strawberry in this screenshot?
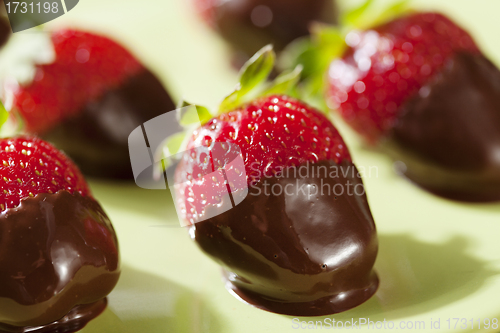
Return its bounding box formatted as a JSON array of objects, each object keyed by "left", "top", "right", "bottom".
[
  {"left": 0, "top": 135, "right": 120, "bottom": 332},
  {"left": 6, "top": 29, "right": 175, "bottom": 179},
  {"left": 194, "top": 0, "right": 338, "bottom": 65},
  {"left": 325, "top": 11, "right": 500, "bottom": 201},
  {"left": 171, "top": 47, "right": 378, "bottom": 315}
]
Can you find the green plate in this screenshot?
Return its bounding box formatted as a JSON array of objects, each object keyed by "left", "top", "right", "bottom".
[{"left": 44, "top": 0, "right": 500, "bottom": 331}]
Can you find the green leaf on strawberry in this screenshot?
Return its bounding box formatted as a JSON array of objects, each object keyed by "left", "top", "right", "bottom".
[
  {"left": 341, "top": 0, "right": 412, "bottom": 30},
  {"left": 238, "top": 45, "right": 276, "bottom": 95},
  {"left": 279, "top": 25, "right": 345, "bottom": 112},
  {"left": 0, "top": 101, "right": 8, "bottom": 129},
  {"left": 262, "top": 64, "right": 302, "bottom": 97},
  {"left": 0, "top": 100, "right": 21, "bottom": 139},
  {"left": 219, "top": 45, "right": 275, "bottom": 114},
  {"left": 341, "top": 0, "right": 375, "bottom": 27},
  {"left": 279, "top": 0, "right": 412, "bottom": 111},
  {"left": 156, "top": 45, "right": 305, "bottom": 173},
  {"left": 177, "top": 101, "right": 213, "bottom": 127},
  {"left": 370, "top": 0, "right": 412, "bottom": 27}
]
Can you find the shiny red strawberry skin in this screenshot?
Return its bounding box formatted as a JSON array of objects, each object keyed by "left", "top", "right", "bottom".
[
  {"left": 0, "top": 136, "right": 90, "bottom": 211},
  {"left": 327, "top": 12, "right": 479, "bottom": 142},
  {"left": 175, "top": 95, "right": 351, "bottom": 223},
  {"left": 13, "top": 29, "right": 143, "bottom": 134}
]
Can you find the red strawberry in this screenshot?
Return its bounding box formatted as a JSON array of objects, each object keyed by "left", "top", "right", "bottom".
[
  {"left": 9, "top": 29, "right": 175, "bottom": 179},
  {"left": 326, "top": 12, "right": 500, "bottom": 201},
  {"left": 194, "top": 0, "right": 338, "bottom": 62},
  {"left": 174, "top": 93, "right": 378, "bottom": 315},
  {"left": 0, "top": 136, "right": 120, "bottom": 330},
  {"left": 0, "top": 136, "right": 89, "bottom": 211},
  {"left": 327, "top": 12, "right": 479, "bottom": 142},
  {"left": 13, "top": 30, "right": 142, "bottom": 134},
  {"left": 175, "top": 94, "right": 351, "bottom": 223}
]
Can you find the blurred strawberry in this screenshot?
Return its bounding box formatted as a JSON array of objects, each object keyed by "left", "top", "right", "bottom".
[
  {"left": 327, "top": 12, "right": 479, "bottom": 142},
  {"left": 194, "top": 0, "right": 338, "bottom": 66},
  {"left": 323, "top": 10, "right": 500, "bottom": 201},
  {"left": 8, "top": 29, "right": 176, "bottom": 179}
]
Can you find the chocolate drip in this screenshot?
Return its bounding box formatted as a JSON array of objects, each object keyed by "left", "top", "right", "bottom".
[
  {"left": 390, "top": 52, "right": 500, "bottom": 201},
  {"left": 0, "top": 191, "right": 120, "bottom": 331},
  {"left": 212, "top": 0, "right": 337, "bottom": 58},
  {"left": 189, "top": 160, "right": 378, "bottom": 316},
  {"left": 42, "top": 69, "right": 176, "bottom": 179}
]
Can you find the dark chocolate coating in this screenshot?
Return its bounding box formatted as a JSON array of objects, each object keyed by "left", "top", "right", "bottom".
[
  {"left": 389, "top": 52, "right": 500, "bottom": 201},
  {"left": 212, "top": 0, "right": 337, "bottom": 58},
  {"left": 0, "top": 191, "right": 120, "bottom": 331},
  {"left": 0, "top": 16, "right": 10, "bottom": 49},
  {"left": 189, "top": 160, "right": 378, "bottom": 316},
  {"left": 42, "top": 69, "right": 176, "bottom": 180}
]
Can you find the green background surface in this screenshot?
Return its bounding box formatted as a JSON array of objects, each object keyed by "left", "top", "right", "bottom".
[{"left": 36, "top": 0, "right": 500, "bottom": 331}]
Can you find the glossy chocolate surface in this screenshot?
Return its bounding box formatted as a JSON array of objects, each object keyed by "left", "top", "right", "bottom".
[
  {"left": 43, "top": 69, "right": 175, "bottom": 179},
  {"left": 189, "top": 160, "right": 378, "bottom": 316},
  {"left": 389, "top": 52, "right": 500, "bottom": 201},
  {"left": 212, "top": 0, "right": 337, "bottom": 58},
  {"left": 0, "top": 191, "right": 120, "bottom": 331}
]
